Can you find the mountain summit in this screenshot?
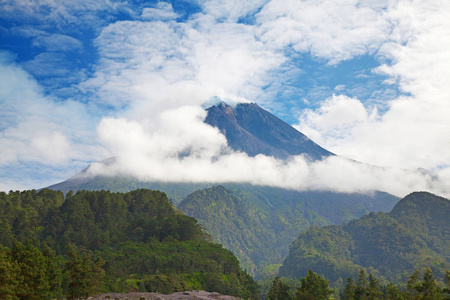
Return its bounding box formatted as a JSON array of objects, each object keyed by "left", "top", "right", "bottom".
[{"left": 205, "top": 102, "right": 333, "bottom": 160}]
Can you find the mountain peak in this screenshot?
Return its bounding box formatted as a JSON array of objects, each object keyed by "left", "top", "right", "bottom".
[{"left": 205, "top": 102, "right": 333, "bottom": 160}]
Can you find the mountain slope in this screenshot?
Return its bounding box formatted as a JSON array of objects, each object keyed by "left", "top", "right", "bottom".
[
  {"left": 205, "top": 102, "right": 333, "bottom": 160},
  {"left": 178, "top": 185, "right": 398, "bottom": 276},
  {"left": 278, "top": 192, "right": 450, "bottom": 283}
]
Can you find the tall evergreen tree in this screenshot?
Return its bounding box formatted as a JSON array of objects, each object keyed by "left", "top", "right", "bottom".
[
  {"left": 367, "top": 273, "right": 382, "bottom": 300},
  {"left": 405, "top": 270, "right": 421, "bottom": 300},
  {"left": 343, "top": 277, "right": 355, "bottom": 300},
  {"left": 64, "top": 245, "right": 104, "bottom": 300},
  {"left": 295, "top": 269, "right": 333, "bottom": 300},
  {"left": 11, "top": 240, "right": 53, "bottom": 300},
  {"left": 385, "top": 282, "right": 404, "bottom": 300},
  {"left": 0, "top": 246, "right": 20, "bottom": 300},
  {"left": 418, "top": 268, "right": 442, "bottom": 300},
  {"left": 267, "top": 276, "right": 293, "bottom": 300},
  {"left": 355, "top": 268, "right": 368, "bottom": 300},
  {"left": 444, "top": 270, "right": 450, "bottom": 300}
]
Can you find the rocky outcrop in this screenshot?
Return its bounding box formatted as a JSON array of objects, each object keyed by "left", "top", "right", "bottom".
[{"left": 89, "top": 291, "right": 241, "bottom": 300}]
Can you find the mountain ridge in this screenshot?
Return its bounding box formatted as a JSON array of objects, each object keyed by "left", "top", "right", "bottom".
[{"left": 278, "top": 191, "right": 450, "bottom": 283}]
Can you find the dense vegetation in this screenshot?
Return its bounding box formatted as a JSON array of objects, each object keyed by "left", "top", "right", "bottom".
[
  {"left": 279, "top": 192, "right": 450, "bottom": 285},
  {"left": 0, "top": 189, "right": 258, "bottom": 299},
  {"left": 178, "top": 185, "right": 398, "bottom": 276},
  {"left": 266, "top": 267, "right": 450, "bottom": 300}
]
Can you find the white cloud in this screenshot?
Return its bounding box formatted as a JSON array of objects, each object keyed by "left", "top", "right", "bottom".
[
  {"left": 3, "top": 0, "right": 450, "bottom": 199},
  {"left": 256, "top": 0, "right": 390, "bottom": 64},
  {"left": 0, "top": 0, "right": 126, "bottom": 28},
  {"left": 88, "top": 104, "right": 449, "bottom": 198},
  {"left": 32, "top": 33, "right": 83, "bottom": 52},
  {"left": 197, "top": 0, "right": 268, "bottom": 22},
  {"left": 22, "top": 52, "right": 71, "bottom": 77},
  {"left": 81, "top": 14, "right": 284, "bottom": 115},
  {"left": 141, "top": 2, "right": 179, "bottom": 21},
  {"left": 294, "top": 1, "right": 450, "bottom": 173},
  {"left": 0, "top": 53, "right": 107, "bottom": 189}
]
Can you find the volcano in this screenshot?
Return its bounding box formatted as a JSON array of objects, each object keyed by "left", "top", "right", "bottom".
[{"left": 205, "top": 102, "right": 333, "bottom": 160}]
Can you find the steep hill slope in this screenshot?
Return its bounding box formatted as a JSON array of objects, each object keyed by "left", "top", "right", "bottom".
[
  {"left": 178, "top": 185, "right": 398, "bottom": 276},
  {"left": 278, "top": 192, "right": 450, "bottom": 283}
]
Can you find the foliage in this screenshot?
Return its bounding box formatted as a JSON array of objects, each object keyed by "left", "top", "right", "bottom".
[
  {"left": 0, "top": 189, "right": 258, "bottom": 299},
  {"left": 279, "top": 192, "right": 450, "bottom": 284},
  {"left": 295, "top": 269, "right": 333, "bottom": 300},
  {"left": 267, "top": 276, "right": 294, "bottom": 300},
  {"left": 178, "top": 185, "right": 397, "bottom": 275}
]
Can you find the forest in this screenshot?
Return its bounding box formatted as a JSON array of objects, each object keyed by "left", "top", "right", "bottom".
[
  {"left": 0, "top": 189, "right": 258, "bottom": 299},
  {"left": 265, "top": 267, "right": 450, "bottom": 299},
  {"left": 278, "top": 192, "right": 450, "bottom": 285},
  {"left": 1, "top": 189, "right": 449, "bottom": 299}
]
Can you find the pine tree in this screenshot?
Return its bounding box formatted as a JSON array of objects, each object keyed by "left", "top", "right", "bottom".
[
  {"left": 267, "top": 276, "right": 293, "bottom": 300},
  {"left": 42, "top": 244, "right": 63, "bottom": 299},
  {"left": 343, "top": 277, "right": 355, "bottom": 300},
  {"left": 443, "top": 270, "right": 450, "bottom": 300},
  {"left": 0, "top": 246, "right": 20, "bottom": 300},
  {"left": 367, "top": 273, "right": 382, "bottom": 300},
  {"left": 64, "top": 244, "right": 104, "bottom": 300},
  {"left": 11, "top": 240, "right": 52, "bottom": 300},
  {"left": 295, "top": 269, "right": 333, "bottom": 300},
  {"left": 355, "top": 268, "right": 368, "bottom": 300},
  {"left": 385, "top": 282, "right": 404, "bottom": 300},
  {"left": 418, "top": 268, "right": 442, "bottom": 300},
  {"left": 405, "top": 270, "right": 421, "bottom": 300}
]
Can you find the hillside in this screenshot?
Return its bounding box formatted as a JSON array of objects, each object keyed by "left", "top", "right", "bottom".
[
  {"left": 278, "top": 192, "right": 450, "bottom": 284},
  {"left": 178, "top": 185, "right": 398, "bottom": 276},
  {"left": 0, "top": 189, "right": 258, "bottom": 299}
]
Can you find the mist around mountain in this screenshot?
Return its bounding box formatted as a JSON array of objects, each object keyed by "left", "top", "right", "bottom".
[
  {"left": 43, "top": 102, "right": 406, "bottom": 280},
  {"left": 46, "top": 102, "right": 334, "bottom": 196},
  {"left": 278, "top": 192, "right": 450, "bottom": 284}
]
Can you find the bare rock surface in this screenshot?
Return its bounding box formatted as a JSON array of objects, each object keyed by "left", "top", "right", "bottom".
[{"left": 88, "top": 290, "right": 241, "bottom": 300}]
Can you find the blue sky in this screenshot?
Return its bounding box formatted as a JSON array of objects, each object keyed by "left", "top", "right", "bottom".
[{"left": 1, "top": 0, "right": 450, "bottom": 197}]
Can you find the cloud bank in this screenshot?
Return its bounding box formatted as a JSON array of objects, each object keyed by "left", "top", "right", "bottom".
[
  {"left": 0, "top": 53, "right": 107, "bottom": 190},
  {"left": 1, "top": 0, "right": 450, "bottom": 198},
  {"left": 84, "top": 105, "right": 449, "bottom": 198}
]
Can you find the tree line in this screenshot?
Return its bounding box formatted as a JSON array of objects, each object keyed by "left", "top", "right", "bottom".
[
  {"left": 266, "top": 267, "right": 450, "bottom": 300},
  {"left": 0, "top": 189, "right": 258, "bottom": 299}
]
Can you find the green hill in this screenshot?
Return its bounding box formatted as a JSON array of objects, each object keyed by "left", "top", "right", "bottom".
[
  {"left": 178, "top": 185, "right": 398, "bottom": 277},
  {"left": 0, "top": 189, "right": 258, "bottom": 299},
  {"left": 278, "top": 192, "right": 450, "bottom": 284}
]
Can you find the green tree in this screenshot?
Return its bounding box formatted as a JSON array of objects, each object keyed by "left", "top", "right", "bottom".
[
  {"left": 405, "top": 270, "right": 421, "bottom": 300},
  {"left": 385, "top": 282, "right": 404, "bottom": 300},
  {"left": 443, "top": 270, "right": 450, "bottom": 300},
  {"left": 418, "top": 268, "right": 442, "bottom": 300},
  {"left": 355, "top": 268, "right": 368, "bottom": 300},
  {"left": 64, "top": 245, "right": 104, "bottom": 300},
  {"left": 295, "top": 269, "right": 333, "bottom": 300},
  {"left": 0, "top": 246, "right": 20, "bottom": 300},
  {"left": 343, "top": 277, "right": 355, "bottom": 300},
  {"left": 367, "top": 273, "right": 382, "bottom": 300},
  {"left": 267, "top": 276, "right": 293, "bottom": 300},
  {"left": 42, "top": 244, "right": 63, "bottom": 299},
  {"left": 11, "top": 240, "right": 52, "bottom": 300}
]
